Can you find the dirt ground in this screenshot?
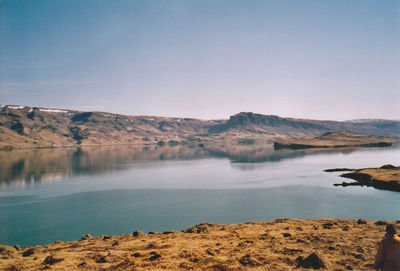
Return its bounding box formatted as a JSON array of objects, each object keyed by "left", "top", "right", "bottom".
[{"left": 1, "top": 218, "right": 397, "bottom": 270}]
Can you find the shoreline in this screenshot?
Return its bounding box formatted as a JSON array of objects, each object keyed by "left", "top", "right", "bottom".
[
  {"left": 326, "top": 165, "right": 400, "bottom": 192},
  {"left": 1, "top": 219, "right": 396, "bottom": 270},
  {"left": 274, "top": 131, "right": 399, "bottom": 150}
]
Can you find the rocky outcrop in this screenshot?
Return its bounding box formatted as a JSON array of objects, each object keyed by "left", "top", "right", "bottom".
[{"left": 296, "top": 253, "right": 325, "bottom": 269}]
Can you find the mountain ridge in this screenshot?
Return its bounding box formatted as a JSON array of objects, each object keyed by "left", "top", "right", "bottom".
[{"left": 0, "top": 105, "right": 399, "bottom": 149}]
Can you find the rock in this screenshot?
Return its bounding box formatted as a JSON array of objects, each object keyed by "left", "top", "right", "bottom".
[
  {"left": 22, "top": 248, "right": 36, "bottom": 257},
  {"left": 163, "top": 230, "right": 174, "bottom": 235},
  {"left": 157, "top": 141, "right": 165, "bottom": 146},
  {"left": 102, "top": 235, "right": 111, "bottom": 240},
  {"left": 132, "top": 252, "right": 141, "bottom": 258},
  {"left": 149, "top": 252, "right": 161, "bottom": 261},
  {"left": 95, "top": 256, "right": 108, "bottom": 263},
  {"left": 283, "top": 233, "right": 292, "bottom": 237},
  {"left": 80, "top": 233, "right": 93, "bottom": 240},
  {"left": 375, "top": 220, "right": 388, "bottom": 226},
  {"left": 42, "top": 255, "right": 63, "bottom": 265},
  {"left": 238, "top": 254, "right": 260, "bottom": 267},
  {"left": 296, "top": 253, "right": 325, "bottom": 269},
  {"left": 112, "top": 241, "right": 119, "bottom": 246},
  {"left": 274, "top": 218, "right": 289, "bottom": 223},
  {"left": 206, "top": 248, "right": 215, "bottom": 256},
  {"left": 183, "top": 223, "right": 214, "bottom": 233},
  {"left": 10, "top": 122, "right": 24, "bottom": 135},
  {"left": 168, "top": 140, "right": 179, "bottom": 146},
  {"left": 357, "top": 218, "right": 367, "bottom": 224},
  {"left": 323, "top": 223, "right": 334, "bottom": 229},
  {"left": 133, "top": 230, "right": 145, "bottom": 237},
  {"left": 13, "top": 245, "right": 21, "bottom": 251}
]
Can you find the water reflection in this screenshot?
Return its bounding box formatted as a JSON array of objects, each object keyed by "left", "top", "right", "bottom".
[{"left": 0, "top": 144, "right": 366, "bottom": 188}]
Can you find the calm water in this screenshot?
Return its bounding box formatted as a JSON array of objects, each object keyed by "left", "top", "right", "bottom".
[{"left": 0, "top": 144, "right": 399, "bottom": 247}]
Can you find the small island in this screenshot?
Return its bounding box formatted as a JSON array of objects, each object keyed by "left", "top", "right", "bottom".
[
  {"left": 274, "top": 131, "right": 399, "bottom": 150},
  {"left": 326, "top": 165, "right": 400, "bottom": 192}
]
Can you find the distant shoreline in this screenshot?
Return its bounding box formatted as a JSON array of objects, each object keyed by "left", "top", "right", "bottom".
[{"left": 2, "top": 105, "right": 400, "bottom": 150}]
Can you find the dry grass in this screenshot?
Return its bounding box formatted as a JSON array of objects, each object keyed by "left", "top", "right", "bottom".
[
  {"left": 1, "top": 219, "right": 395, "bottom": 270},
  {"left": 357, "top": 168, "right": 400, "bottom": 183}
]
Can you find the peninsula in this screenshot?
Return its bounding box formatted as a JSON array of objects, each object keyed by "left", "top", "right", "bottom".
[{"left": 328, "top": 165, "right": 400, "bottom": 192}]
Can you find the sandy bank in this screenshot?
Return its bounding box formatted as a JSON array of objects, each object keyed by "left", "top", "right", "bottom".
[{"left": 1, "top": 219, "right": 397, "bottom": 270}]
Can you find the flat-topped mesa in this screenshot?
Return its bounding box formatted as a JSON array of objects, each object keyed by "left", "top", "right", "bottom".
[
  {"left": 209, "top": 112, "right": 330, "bottom": 135},
  {"left": 226, "top": 112, "right": 327, "bottom": 129},
  {"left": 274, "top": 131, "right": 399, "bottom": 150},
  {"left": 228, "top": 112, "right": 282, "bottom": 126}
]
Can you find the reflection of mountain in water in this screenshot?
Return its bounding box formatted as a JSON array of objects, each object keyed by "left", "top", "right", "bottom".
[
  {"left": 207, "top": 144, "right": 358, "bottom": 163},
  {"left": 0, "top": 146, "right": 208, "bottom": 188},
  {"left": 0, "top": 144, "right": 372, "bottom": 188}
]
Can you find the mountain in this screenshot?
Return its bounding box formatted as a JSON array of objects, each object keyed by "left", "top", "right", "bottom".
[
  {"left": 210, "top": 112, "right": 400, "bottom": 138},
  {"left": 0, "top": 105, "right": 399, "bottom": 149}
]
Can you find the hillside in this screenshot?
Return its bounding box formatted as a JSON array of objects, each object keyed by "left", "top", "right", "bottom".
[
  {"left": 0, "top": 105, "right": 221, "bottom": 149},
  {"left": 210, "top": 112, "right": 400, "bottom": 140},
  {"left": 1, "top": 106, "right": 399, "bottom": 149},
  {"left": 0, "top": 219, "right": 393, "bottom": 270}
]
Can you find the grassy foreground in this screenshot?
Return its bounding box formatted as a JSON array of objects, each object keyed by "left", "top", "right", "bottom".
[{"left": 1, "top": 219, "right": 397, "bottom": 270}]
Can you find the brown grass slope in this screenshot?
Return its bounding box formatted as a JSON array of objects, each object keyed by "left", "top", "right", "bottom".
[{"left": 1, "top": 219, "right": 396, "bottom": 271}]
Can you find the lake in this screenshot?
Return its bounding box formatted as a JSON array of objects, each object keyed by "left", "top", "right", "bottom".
[{"left": 0, "top": 144, "right": 399, "bottom": 247}]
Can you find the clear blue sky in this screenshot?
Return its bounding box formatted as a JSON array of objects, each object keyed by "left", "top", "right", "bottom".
[{"left": 1, "top": 0, "right": 399, "bottom": 120}]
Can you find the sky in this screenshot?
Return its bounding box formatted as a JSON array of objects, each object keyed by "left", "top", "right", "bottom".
[{"left": 0, "top": 0, "right": 399, "bottom": 120}]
